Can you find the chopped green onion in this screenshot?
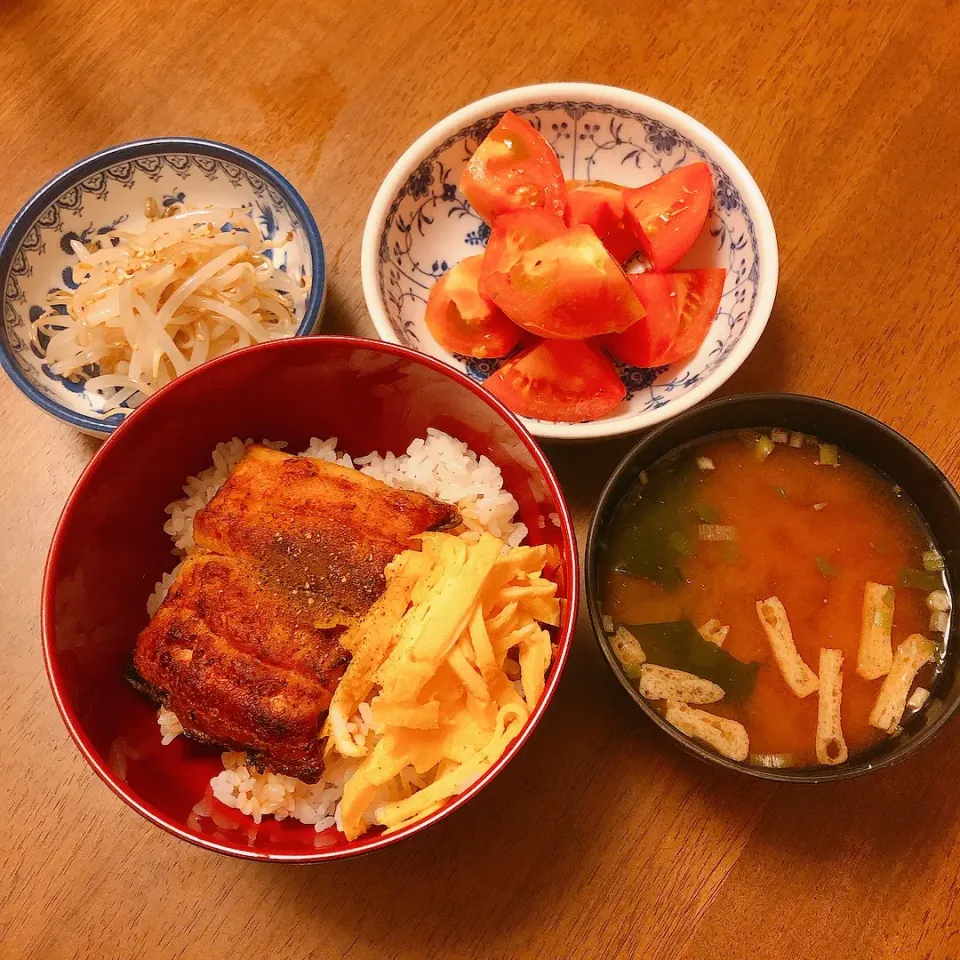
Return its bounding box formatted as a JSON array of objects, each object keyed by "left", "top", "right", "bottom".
[
  {"left": 771, "top": 428, "right": 789, "bottom": 444},
  {"left": 892, "top": 485, "right": 903, "bottom": 496},
  {"left": 750, "top": 753, "right": 795, "bottom": 769},
  {"left": 695, "top": 501, "right": 720, "bottom": 523},
  {"left": 930, "top": 610, "right": 950, "bottom": 633},
  {"left": 926, "top": 590, "right": 951, "bottom": 612},
  {"left": 789, "top": 432, "right": 805, "bottom": 448},
  {"left": 818, "top": 444, "right": 839, "bottom": 467},
  {"left": 923, "top": 550, "right": 945, "bottom": 572},
  {"left": 667, "top": 531, "right": 692, "bottom": 556},
  {"left": 601, "top": 614, "right": 615, "bottom": 633},
  {"left": 698, "top": 524, "right": 737, "bottom": 542},
  {"left": 815, "top": 556, "right": 837, "bottom": 577},
  {"left": 755, "top": 435, "right": 775, "bottom": 461},
  {"left": 722, "top": 542, "right": 740, "bottom": 564},
  {"left": 813, "top": 502, "right": 827, "bottom": 511},
  {"left": 874, "top": 587, "right": 895, "bottom": 630},
  {"left": 639, "top": 470, "right": 649, "bottom": 485},
  {"left": 776, "top": 487, "right": 788, "bottom": 501},
  {"left": 696, "top": 456, "right": 715, "bottom": 471},
  {"left": 901, "top": 568, "right": 943, "bottom": 592}
]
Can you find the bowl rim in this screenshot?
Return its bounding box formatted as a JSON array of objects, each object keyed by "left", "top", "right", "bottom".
[
  {"left": 360, "top": 82, "right": 779, "bottom": 442},
  {"left": 584, "top": 391, "right": 960, "bottom": 783},
  {"left": 0, "top": 135, "right": 327, "bottom": 436},
  {"left": 41, "top": 334, "right": 580, "bottom": 861}
]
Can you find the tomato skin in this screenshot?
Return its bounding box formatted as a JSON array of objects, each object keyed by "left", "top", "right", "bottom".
[
  {"left": 623, "top": 162, "right": 713, "bottom": 271},
  {"left": 484, "top": 224, "right": 646, "bottom": 340},
  {"left": 460, "top": 111, "right": 567, "bottom": 223},
  {"left": 423, "top": 255, "right": 523, "bottom": 358},
  {"left": 485, "top": 339, "right": 626, "bottom": 423},
  {"left": 660, "top": 267, "right": 725, "bottom": 362},
  {"left": 604, "top": 268, "right": 726, "bottom": 367},
  {"left": 565, "top": 180, "right": 637, "bottom": 263}
]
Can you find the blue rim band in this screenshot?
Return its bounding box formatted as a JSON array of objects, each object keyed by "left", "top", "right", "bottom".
[{"left": 0, "top": 136, "right": 325, "bottom": 434}]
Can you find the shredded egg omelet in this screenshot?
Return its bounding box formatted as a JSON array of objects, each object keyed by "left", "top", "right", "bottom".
[{"left": 323, "top": 531, "right": 561, "bottom": 839}]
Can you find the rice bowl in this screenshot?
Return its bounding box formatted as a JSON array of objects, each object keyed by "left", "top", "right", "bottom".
[{"left": 43, "top": 336, "right": 578, "bottom": 860}]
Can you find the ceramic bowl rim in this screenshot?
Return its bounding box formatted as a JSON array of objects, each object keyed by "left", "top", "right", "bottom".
[
  {"left": 360, "top": 82, "right": 779, "bottom": 442},
  {"left": 584, "top": 391, "right": 960, "bottom": 783},
  {"left": 0, "top": 136, "right": 326, "bottom": 435},
  {"left": 42, "top": 334, "right": 580, "bottom": 862}
]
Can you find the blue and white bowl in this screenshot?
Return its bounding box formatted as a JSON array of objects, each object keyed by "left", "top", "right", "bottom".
[
  {"left": 0, "top": 137, "right": 325, "bottom": 435},
  {"left": 361, "top": 83, "right": 778, "bottom": 441}
]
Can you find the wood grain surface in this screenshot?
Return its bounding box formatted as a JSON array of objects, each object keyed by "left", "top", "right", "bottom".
[{"left": 2, "top": 1, "right": 960, "bottom": 957}]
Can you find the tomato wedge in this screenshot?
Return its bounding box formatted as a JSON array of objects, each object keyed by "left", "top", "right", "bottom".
[
  {"left": 623, "top": 162, "right": 713, "bottom": 271},
  {"left": 423, "top": 255, "right": 522, "bottom": 358},
  {"left": 479, "top": 209, "right": 567, "bottom": 299},
  {"left": 483, "top": 224, "right": 645, "bottom": 339},
  {"left": 565, "top": 180, "right": 637, "bottom": 263},
  {"left": 460, "top": 111, "right": 567, "bottom": 224},
  {"left": 485, "top": 339, "right": 626, "bottom": 423},
  {"left": 604, "top": 268, "right": 726, "bottom": 367}
]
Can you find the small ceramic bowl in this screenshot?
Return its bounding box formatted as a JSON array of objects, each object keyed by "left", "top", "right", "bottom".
[
  {"left": 361, "top": 83, "right": 778, "bottom": 441},
  {"left": 585, "top": 393, "right": 960, "bottom": 782},
  {"left": 43, "top": 335, "right": 579, "bottom": 861},
  {"left": 0, "top": 137, "right": 325, "bottom": 435}
]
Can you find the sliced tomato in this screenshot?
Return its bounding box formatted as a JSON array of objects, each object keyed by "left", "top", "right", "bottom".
[
  {"left": 565, "top": 180, "right": 637, "bottom": 263},
  {"left": 483, "top": 224, "right": 645, "bottom": 339},
  {"left": 460, "top": 111, "right": 567, "bottom": 224},
  {"left": 485, "top": 339, "right": 626, "bottom": 423},
  {"left": 423, "top": 255, "right": 522, "bottom": 358},
  {"left": 479, "top": 208, "right": 567, "bottom": 301},
  {"left": 623, "top": 163, "right": 713, "bottom": 271},
  {"left": 604, "top": 268, "right": 726, "bottom": 367}
]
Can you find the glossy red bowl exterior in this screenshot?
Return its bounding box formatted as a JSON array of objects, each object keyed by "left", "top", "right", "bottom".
[{"left": 43, "top": 336, "right": 579, "bottom": 862}]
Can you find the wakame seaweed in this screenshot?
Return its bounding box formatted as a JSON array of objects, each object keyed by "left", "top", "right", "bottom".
[
  {"left": 609, "top": 459, "right": 701, "bottom": 588},
  {"left": 622, "top": 620, "right": 759, "bottom": 702}
]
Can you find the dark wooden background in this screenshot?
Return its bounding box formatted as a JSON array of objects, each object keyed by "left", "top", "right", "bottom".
[{"left": 2, "top": 1, "right": 959, "bottom": 957}]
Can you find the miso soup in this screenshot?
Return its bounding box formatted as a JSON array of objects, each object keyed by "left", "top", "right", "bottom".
[{"left": 598, "top": 429, "right": 951, "bottom": 769}]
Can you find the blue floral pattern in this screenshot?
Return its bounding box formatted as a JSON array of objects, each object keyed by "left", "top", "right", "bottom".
[{"left": 375, "top": 100, "right": 766, "bottom": 422}]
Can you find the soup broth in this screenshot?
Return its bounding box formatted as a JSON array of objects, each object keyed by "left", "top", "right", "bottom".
[{"left": 599, "top": 429, "right": 951, "bottom": 768}]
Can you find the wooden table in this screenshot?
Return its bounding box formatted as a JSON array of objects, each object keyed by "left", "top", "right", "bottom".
[{"left": 3, "top": 1, "right": 959, "bottom": 957}]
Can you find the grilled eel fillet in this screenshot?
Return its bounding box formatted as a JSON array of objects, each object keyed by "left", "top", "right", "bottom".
[{"left": 132, "top": 445, "right": 459, "bottom": 782}]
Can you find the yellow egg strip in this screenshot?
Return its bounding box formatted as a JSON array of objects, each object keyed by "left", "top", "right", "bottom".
[{"left": 377, "top": 533, "right": 503, "bottom": 703}]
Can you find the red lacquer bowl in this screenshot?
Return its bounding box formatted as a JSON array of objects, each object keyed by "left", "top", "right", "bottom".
[{"left": 43, "top": 336, "right": 579, "bottom": 861}]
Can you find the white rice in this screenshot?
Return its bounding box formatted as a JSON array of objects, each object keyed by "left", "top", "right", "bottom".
[{"left": 153, "top": 429, "right": 527, "bottom": 834}]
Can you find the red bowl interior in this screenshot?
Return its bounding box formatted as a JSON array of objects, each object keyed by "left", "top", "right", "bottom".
[{"left": 42, "top": 336, "right": 578, "bottom": 861}]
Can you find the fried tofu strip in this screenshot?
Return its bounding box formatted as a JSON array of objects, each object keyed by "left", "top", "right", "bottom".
[
  {"left": 857, "top": 582, "right": 895, "bottom": 680},
  {"left": 816, "top": 648, "right": 848, "bottom": 765},
  {"left": 907, "top": 687, "right": 931, "bottom": 710},
  {"left": 611, "top": 626, "right": 646, "bottom": 674},
  {"left": 756, "top": 597, "right": 819, "bottom": 698},
  {"left": 698, "top": 619, "right": 729, "bottom": 647},
  {"left": 869, "top": 634, "right": 936, "bottom": 733},
  {"left": 664, "top": 701, "right": 749, "bottom": 761},
  {"left": 638, "top": 664, "right": 724, "bottom": 704}
]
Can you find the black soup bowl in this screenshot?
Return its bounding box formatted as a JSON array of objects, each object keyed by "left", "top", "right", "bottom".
[{"left": 585, "top": 393, "right": 960, "bottom": 783}]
